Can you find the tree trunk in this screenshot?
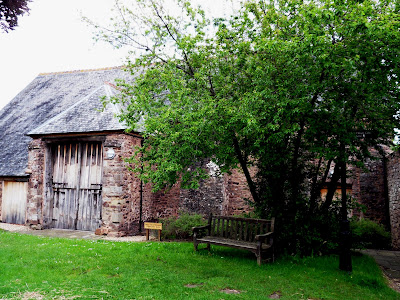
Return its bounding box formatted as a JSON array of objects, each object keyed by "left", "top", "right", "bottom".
[
  {"left": 338, "top": 148, "right": 352, "bottom": 272},
  {"left": 321, "top": 162, "right": 341, "bottom": 212},
  {"left": 232, "top": 134, "right": 260, "bottom": 205}
]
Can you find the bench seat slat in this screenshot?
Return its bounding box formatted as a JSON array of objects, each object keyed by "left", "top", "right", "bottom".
[{"left": 197, "top": 236, "right": 272, "bottom": 251}]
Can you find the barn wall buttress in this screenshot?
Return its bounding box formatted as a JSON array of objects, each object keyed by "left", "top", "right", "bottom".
[
  {"left": 101, "top": 134, "right": 142, "bottom": 236},
  {"left": 26, "top": 138, "right": 46, "bottom": 225}
]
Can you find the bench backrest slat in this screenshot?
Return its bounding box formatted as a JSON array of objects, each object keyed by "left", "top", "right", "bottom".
[
  {"left": 249, "top": 223, "right": 254, "bottom": 242},
  {"left": 211, "top": 217, "right": 216, "bottom": 236},
  {"left": 231, "top": 220, "right": 236, "bottom": 239},
  {"left": 234, "top": 219, "right": 239, "bottom": 240},
  {"left": 239, "top": 220, "right": 243, "bottom": 240}
]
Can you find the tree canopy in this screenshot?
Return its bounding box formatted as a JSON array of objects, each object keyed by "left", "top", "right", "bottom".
[
  {"left": 0, "top": 0, "right": 30, "bottom": 32},
  {"left": 94, "top": 0, "right": 400, "bottom": 256}
]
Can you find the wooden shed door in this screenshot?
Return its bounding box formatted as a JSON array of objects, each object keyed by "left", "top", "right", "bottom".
[
  {"left": 1, "top": 181, "right": 27, "bottom": 224},
  {"left": 51, "top": 142, "right": 103, "bottom": 231}
]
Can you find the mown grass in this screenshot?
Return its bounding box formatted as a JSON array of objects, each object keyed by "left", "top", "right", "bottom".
[{"left": 0, "top": 229, "right": 398, "bottom": 299}]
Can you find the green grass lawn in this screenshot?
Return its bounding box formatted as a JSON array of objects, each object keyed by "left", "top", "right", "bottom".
[{"left": 0, "top": 229, "right": 398, "bottom": 299}]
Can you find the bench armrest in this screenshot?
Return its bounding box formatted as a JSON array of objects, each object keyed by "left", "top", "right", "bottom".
[
  {"left": 192, "top": 224, "right": 210, "bottom": 234},
  {"left": 255, "top": 232, "right": 273, "bottom": 243}
]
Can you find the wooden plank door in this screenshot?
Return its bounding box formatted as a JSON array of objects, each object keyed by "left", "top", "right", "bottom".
[
  {"left": 51, "top": 142, "right": 103, "bottom": 231},
  {"left": 1, "top": 181, "right": 27, "bottom": 224},
  {"left": 76, "top": 142, "right": 103, "bottom": 231}
]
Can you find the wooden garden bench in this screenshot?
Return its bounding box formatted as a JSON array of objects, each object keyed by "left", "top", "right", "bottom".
[{"left": 193, "top": 215, "right": 275, "bottom": 265}]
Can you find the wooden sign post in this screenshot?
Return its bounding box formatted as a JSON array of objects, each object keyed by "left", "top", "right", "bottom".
[{"left": 144, "top": 222, "right": 163, "bottom": 241}]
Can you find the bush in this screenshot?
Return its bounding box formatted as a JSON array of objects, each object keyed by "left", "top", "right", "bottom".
[
  {"left": 350, "top": 218, "right": 391, "bottom": 250},
  {"left": 160, "top": 212, "right": 207, "bottom": 240}
]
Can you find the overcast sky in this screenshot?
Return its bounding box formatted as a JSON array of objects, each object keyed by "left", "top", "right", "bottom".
[
  {"left": 0, "top": 0, "right": 131, "bottom": 110},
  {"left": 0, "top": 0, "right": 240, "bottom": 110}
]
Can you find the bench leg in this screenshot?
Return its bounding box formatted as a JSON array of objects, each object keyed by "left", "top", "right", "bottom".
[
  {"left": 257, "top": 253, "right": 262, "bottom": 266},
  {"left": 193, "top": 241, "right": 211, "bottom": 252},
  {"left": 272, "top": 247, "right": 275, "bottom": 262},
  {"left": 256, "top": 242, "right": 263, "bottom": 265}
]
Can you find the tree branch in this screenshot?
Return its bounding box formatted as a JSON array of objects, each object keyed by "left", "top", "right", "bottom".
[{"left": 152, "top": 2, "right": 195, "bottom": 77}]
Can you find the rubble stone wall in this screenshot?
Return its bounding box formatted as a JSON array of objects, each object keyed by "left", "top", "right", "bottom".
[
  {"left": 141, "top": 160, "right": 252, "bottom": 222},
  {"left": 179, "top": 159, "right": 225, "bottom": 216},
  {"left": 222, "top": 168, "right": 253, "bottom": 216},
  {"left": 387, "top": 151, "right": 400, "bottom": 249},
  {"left": 145, "top": 183, "right": 181, "bottom": 220},
  {"left": 143, "top": 165, "right": 253, "bottom": 221},
  {"left": 351, "top": 154, "right": 389, "bottom": 227}
]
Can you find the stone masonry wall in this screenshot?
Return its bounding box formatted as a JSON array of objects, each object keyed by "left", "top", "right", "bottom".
[
  {"left": 387, "top": 151, "right": 400, "bottom": 249},
  {"left": 141, "top": 162, "right": 253, "bottom": 221},
  {"left": 101, "top": 133, "right": 142, "bottom": 236},
  {"left": 144, "top": 183, "right": 181, "bottom": 220},
  {"left": 222, "top": 168, "right": 253, "bottom": 216},
  {"left": 179, "top": 160, "right": 225, "bottom": 216},
  {"left": 26, "top": 138, "right": 46, "bottom": 225},
  {"left": 351, "top": 152, "right": 389, "bottom": 227},
  {"left": 24, "top": 134, "right": 255, "bottom": 234},
  {"left": 21, "top": 133, "right": 400, "bottom": 244}
]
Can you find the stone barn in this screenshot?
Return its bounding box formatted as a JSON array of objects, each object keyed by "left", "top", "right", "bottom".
[
  {"left": 1, "top": 66, "right": 399, "bottom": 244},
  {"left": 0, "top": 67, "right": 252, "bottom": 236}
]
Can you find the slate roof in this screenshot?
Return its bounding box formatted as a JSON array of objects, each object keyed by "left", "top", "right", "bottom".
[
  {"left": 28, "top": 84, "right": 125, "bottom": 135},
  {"left": 0, "top": 67, "right": 131, "bottom": 177}
]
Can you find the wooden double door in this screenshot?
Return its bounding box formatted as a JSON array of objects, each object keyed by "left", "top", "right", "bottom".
[{"left": 49, "top": 142, "right": 103, "bottom": 231}]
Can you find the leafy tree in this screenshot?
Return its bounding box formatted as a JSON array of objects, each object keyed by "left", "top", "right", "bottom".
[
  {"left": 244, "top": 0, "right": 400, "bottom": 269},
  {"left": 93, "top": 0, "right": 400, "bottom": 265},
  {"left": 0, "top": 0, "right": 30, "bottom": 32}
]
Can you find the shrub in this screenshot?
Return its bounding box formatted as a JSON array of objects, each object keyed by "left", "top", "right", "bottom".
[
  {"left": 160, "top": 212, "right": 207, "bottom": 240},
  {"left": 350, "top": 218, "right": 391, "bottom": 250}
]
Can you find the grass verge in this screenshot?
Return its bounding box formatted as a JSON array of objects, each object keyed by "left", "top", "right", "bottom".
[{"left": 0, "top": 230, "right": 398, "bottom": 299}]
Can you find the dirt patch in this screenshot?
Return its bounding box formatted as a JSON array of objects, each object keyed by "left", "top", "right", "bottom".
[
  {"left": 221, "top": 288, "right": 241, "bottom": 294},
  {"left": 269, "top": 291, "right": 282, "bottom": 299},
  {"left": 0, "top": 223, "right": 147, "bottom": 242},
  {"left": 185, "top": 283, "right": 203, "bottom": 288},
  {"left": 0, "top": 223, "right": 31, "bottom": 233},
  {"left": 21, "top": 292, "right": 44, "bottom": 300}
]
